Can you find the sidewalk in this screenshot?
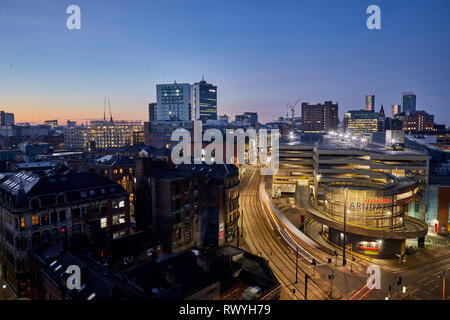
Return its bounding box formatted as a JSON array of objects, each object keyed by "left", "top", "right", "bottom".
[
  {"left": 371, "top": 247, "right": 450, "bottom": 273},
  {"left": 305, "top": 219, "right": 450, "bottom": 273}
]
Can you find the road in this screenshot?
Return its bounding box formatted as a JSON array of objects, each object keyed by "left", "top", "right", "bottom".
[
  {"left": 239, "top": 167, "right": 450, "bottom": 300},
  {"left": 239, "top": 168, "right": 330, "bottom": 300}
]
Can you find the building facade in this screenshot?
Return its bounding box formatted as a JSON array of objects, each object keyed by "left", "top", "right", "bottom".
[
  {"left": 344, "top": 110, "right": 379, "bottom": 134},
  {"left": 191, "top": 79, "right": 217, "bottom": 122},
  {"left": 0, "top": 171, "right": 130, "bottom": 297},
  {"left": 148, "top": 102, "right": 157, "bottom": 121},
  {"left": 64, "top": 121, "right": 143, "bottom": 150},
  {"left": 402, "top": 92, "right": 417, "bottom": 114},
  {"left": 301, "top": 101, "right": 339, "bottom": 133},
  {"left": 365, "top": 95, "right": 375, "bottom": 111},
  {"left": 156, "top": 83, "right": 192, "bottom": 121}
]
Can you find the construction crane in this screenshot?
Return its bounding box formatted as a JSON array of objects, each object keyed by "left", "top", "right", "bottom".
[
  {"left": 108, "top": 99, "right": 113, "bottom": 123},
  {"left": 287, "top": 98, "right": 301, "bottom": 132}
]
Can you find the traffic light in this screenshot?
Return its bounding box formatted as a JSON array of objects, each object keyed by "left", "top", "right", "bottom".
[{"left": 397, "top": 276, "right": 402, "bottom": 286}]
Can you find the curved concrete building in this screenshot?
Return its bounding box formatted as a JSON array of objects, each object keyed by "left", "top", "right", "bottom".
[{"left": 272, "top": 135, "right": 429, "bottom": 258}]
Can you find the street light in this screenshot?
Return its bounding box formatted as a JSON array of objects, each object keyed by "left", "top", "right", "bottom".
[{"left": 2, "top": 284, "right": 6, "bottom": 300}]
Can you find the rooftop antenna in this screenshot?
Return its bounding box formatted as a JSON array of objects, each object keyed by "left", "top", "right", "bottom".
[{"left": 108, "top": 99, "right": 113, "bottom": 123}]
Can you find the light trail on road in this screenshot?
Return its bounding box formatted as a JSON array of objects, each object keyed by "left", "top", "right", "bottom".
[{"left": 239, "top": 168, "right": 329, "bottom": 300}]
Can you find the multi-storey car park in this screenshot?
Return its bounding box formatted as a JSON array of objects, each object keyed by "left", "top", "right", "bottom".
[{"left": 272, "top": 134, "right": 429, "bottom": 259}]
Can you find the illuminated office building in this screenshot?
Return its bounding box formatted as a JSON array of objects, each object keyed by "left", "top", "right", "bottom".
[
  {"left": 344, "top": 110, "right": 379, "bottom": 134},
  {"left": 156, "top": 83, "right": 192, "bottom": 121},
  {"left": 64, "top": 121, "right": 143, "bottom": 150},
  {"left": 191, "top": 78, "right": 217, "bottom": 122}
]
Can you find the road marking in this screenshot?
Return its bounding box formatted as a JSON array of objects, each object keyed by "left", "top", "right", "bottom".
[
  {"left": 417, "top": 277, "right": 429, "bottom": 284},
  {"left": 423, "top": 279, "right": 435, "bottom": 287},
  {"left": 409, "top": 288, "right": 419, "bottom": 295}
]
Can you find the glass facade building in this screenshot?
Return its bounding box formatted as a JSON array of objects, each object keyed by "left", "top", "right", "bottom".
[
  {"left": 365, "top": 95, "right": 375, "bottom": 111},
  {"left": 402, "top": 92, "right": 416, "bottom": 114},
  {"left": 191, "top": 79, "right": 217, "bottom": 122},
  {"left": 156, "top": 83, "right": 192, "bottom": 121},
  {"left": 344, "top": 110, "right": 379, "bottom": 134}
]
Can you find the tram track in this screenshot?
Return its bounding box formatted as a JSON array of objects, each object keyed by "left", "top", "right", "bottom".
[{"left": 239, "top": 168, "right": 328, "bottom": 300}]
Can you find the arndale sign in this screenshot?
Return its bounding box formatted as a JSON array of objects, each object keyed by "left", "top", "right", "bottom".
[{"left": 349, "top": 199, "right": 393, "bottom": 211}]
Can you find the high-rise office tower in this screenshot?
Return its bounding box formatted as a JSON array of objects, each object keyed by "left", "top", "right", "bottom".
[
  {"left": 156, "top": 83, "right": 192, "bottom": 121},
  {"left": 191, "top": 78, "right": 217, "bottom": 122},
  {"left": 148, "top": 102, "right": 157, "bottom": 121},
  {"left": 0, "top": 111, "right": 14, "bottom": 126},
  {"left": 391, "top": 104, "right": 402, "bottom": 117},
  {"left": 365, "top": 95, "right": 375, "bottom": 111},
  {"left": 401, "top": 92, "right": 416, "bottom": 114},
  {"left": 301, "top": 101, "right": 339, "bottom": 133}
]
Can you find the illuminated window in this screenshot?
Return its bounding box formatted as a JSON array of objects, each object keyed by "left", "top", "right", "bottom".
[
  {"left": 100, "top": 218, "right": 108, "bottom": 229},
  {"left": 119, "top": 200, "right": 125, "bottom": 208},
  {"left": 20, "top": 217, "right": 25, "bottom": 228},
  {"left": 32, "top": 215, "right": 40, "bottom": 226}
]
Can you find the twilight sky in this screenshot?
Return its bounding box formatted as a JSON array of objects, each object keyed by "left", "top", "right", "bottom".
[{"left": 0, "top": 0, "right": 449, "bottom": 125}]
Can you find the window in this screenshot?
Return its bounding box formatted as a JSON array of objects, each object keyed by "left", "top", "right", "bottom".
[
  {"left": 59, "top": 210, "right": 66, "bottom": 222},
  {"left": 119, "top": 214, "right": 126, "bottom": 224},
  {"left": 20, "top": 217, "right": 25, "bottom": 229},
  {"left": 71, "top": 207, "right": 80, "bottom": 218},
  {"left": 32, "top": 232, "right": 41, "bottom": 246},
  {"left": 89, "top": 190, "right": 96, "bottom": 196},
  {"left": 81, "top": 206, "right": 88, "bottom": 216},
  {"left": 73, "top": 224, "right": 82, "bottom": 236},
  {"left": 100, "top": 218, "right": 108, "bottom": 229},
  {"left": 112, "top": 215, "right": 119, "bottom": 225},
  {"left": 42, "top": 230, "right": 49, "bottom": 242},
  {"left": 92, "top": 204, "right": 100, "bottom": 214},
  {"left": 51, "top": 211, "right": 58, "bottom": 223},
  {"left": 57, "top": 194, "right": 65, "bottom": 204},
  {"left": 80, "top": 191, "right": 87, "bottom": 198},
  {"left": 119, "top": 200, "right": 125, "bottom": 208},
  {"left": 42, "top": 214, "right": 49, "bottom": 225},
  {"left": 50, "top": 228, "right": 58, "bottom": 242},
  {"left": 32, "top": 215, "right": 40, "bottom": 226},
  {"left": 31, "top": 198, "right": 40, "bottom": 209}
]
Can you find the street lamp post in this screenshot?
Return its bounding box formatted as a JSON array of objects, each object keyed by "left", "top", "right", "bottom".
[
  {"left": 437, "top": 271, "right": 446, "bottom": 300},
  {"left": 343, "top": 188, "right": 347, "bottom": 266}
]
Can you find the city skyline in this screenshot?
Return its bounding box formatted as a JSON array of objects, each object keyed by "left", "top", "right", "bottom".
[{"left": 0, "top": 0, "right": 449, "bottom": 125}]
